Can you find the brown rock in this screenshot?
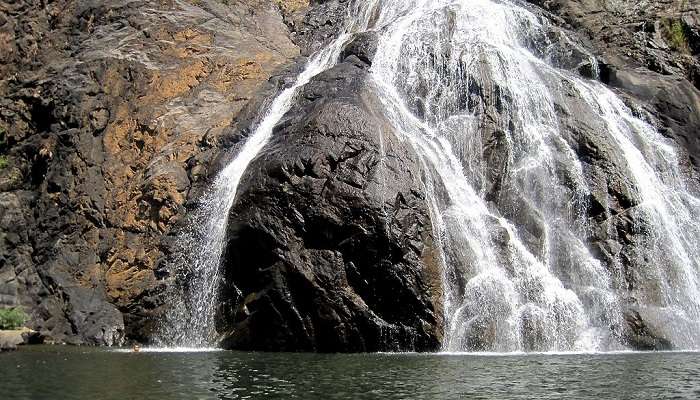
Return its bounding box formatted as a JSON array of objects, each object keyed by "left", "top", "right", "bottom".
[{"left": 0, "top": 0, "right": 304, "bottom": 344}]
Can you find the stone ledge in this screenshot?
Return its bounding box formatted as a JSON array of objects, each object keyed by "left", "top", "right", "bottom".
[{"left": 0, "top": 328, "right": 45, "bottom": 352}]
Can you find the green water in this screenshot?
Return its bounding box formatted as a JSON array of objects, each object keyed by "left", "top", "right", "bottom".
[{"left": 1, "top": 346, "right": 699, "bottom": 399}]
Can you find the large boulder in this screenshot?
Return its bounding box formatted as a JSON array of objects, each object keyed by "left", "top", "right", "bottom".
[
  {"left": 0, "top": 328, "right": 44, "bottom": 351},
  {"left": 216, "top": 56, "right": 444, "bottom": 352}
]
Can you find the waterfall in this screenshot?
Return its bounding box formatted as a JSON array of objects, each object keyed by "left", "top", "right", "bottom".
[
  {"left": 159, "top": 0, "right": 700, "bottom": 352},
  {"left": 370, "top": 0, "right": 700, "bottom": 351},
  {"left": 157, "top": 2, "right": 379, "bottom": 348}
]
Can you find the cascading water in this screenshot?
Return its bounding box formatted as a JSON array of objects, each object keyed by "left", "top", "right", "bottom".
[
  {"left": 369, "top": 0, "right": 700, "bottom": 352},
  {"left": 160, "top": 0, "right": 700, "bottom": 352},
  {"left": 157, "top": 2, "right": 380, "bottom": 348}
]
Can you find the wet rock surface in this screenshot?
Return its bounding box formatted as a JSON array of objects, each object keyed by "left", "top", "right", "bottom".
[
  {"left": 527, "top": 0, "right": 700, "bottom": 170},
  {"left": 524, "top": 0, "right": 700, "bottom": 350},
  {"left": 216, "top": 58, "right": 444, "bottom": 352},
  {"left": 0, "top": 0, "right": 698, "bottom": 351}
]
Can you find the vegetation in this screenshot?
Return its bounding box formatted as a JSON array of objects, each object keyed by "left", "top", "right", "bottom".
[
  {"left": 658, "top": 0, "right": 693, "bottom": 53},
  {"left": 0, "top": 155, "right": 8, "bottom": 170},
  {"left": 0, "top": 308, "right": 28, "bottom": 330},
  {"left": 663, "top": 18, "right": 691, "bottom": 53}
]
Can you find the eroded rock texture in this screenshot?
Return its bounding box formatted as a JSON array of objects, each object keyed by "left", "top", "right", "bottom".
[
  {"left": 0, "top": 0, "right": 303, "bottom": 344},
  {"left": 528, "top": 0, "right": 700, "bottom": 170},
  {"left": 0, "top": 0, "right": 698, "bottom": 351},
  {"left": 216, "top": 53, "right": 444, "bottom": 352},
  {"left": 522, "top": 0, "right": 700, "bottom": 350}
]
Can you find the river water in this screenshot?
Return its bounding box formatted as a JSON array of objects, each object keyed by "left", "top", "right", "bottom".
[{"left": 2, "top": 347, "right": 700, "bottom": 399}]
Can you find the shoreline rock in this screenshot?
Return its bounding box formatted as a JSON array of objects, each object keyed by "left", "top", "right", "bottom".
[{"left": 0, "top": 328, "right": 45, "bottom": 352}]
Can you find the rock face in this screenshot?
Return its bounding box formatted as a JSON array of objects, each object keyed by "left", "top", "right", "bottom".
[
  {"left": 527, "top": 0, "right": 700, "bottom": 171},
  {"left": 216, "top": 51, "right": 444, "bottom": 352},
  {"left": 0, "top": 0, "right": 302, "bottom": 345},
  {"left": 0, "top": 0, "right": 698, "bottom": 351}
]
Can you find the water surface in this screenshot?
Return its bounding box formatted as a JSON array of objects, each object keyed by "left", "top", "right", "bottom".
[{"left": 1, "top": 346, "right": 699, "bottom": 399}]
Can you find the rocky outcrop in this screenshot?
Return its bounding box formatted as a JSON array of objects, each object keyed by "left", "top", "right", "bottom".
[
  {"left": 0, "top": 328, "right": 44, "bottom": 351},
  {"left": 0, "top": 0, "right": 698, "bottom": 352},
  {"left": 524, "top": 0, "right": 700, "bottom": 350},
  {"left": 527, "top": 0, "right": 700, "bottom": 171},
  {"left": 0, "top": 0, "right": 302, "bottom": 345},
  {"left": 215, "top": 46, "right": 444, "bottom": 352}
]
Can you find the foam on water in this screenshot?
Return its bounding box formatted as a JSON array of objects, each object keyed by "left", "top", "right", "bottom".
[{"left": 111, "top": 347, "right": 223, "bottom": 353}]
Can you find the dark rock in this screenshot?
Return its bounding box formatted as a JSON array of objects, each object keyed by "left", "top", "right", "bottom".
[
  {"left": 524, "top": 0, "right": 700, "bottom": 351},
  {"left": 341, "top": 31, "right": 379, "bottom": 66},
  {"left": 293, "top": 0, "right": 350, "bottom": 54},
  {"left": 622, "top": 310, "right": 673, "bottom": 350},
  {"left": 21, "top": 329, "right": 45, "bottom": 345},
  {"left": 216, "top": 61, "right": 444, "bottom": 352},
  {"left": 606, "top": 67, "right": 700, "bottom": 170},
  {"left": 526, "top": 0, "right": 700, "bottom": 172}
]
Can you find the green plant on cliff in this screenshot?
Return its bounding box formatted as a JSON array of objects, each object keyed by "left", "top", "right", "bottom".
[
  {"left": 663, "top": 18, "right": 690, "bottom": 53},
  {"left": 0, "top": 308, "right": 27, "bottom": 330},
  {"left": 0, "top": 155, "right": 8, "bottom": 170}
]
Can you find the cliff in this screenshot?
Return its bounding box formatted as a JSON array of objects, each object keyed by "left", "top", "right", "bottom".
[{"left": 1, "top": 0, "right": 698, "bottom": 350}]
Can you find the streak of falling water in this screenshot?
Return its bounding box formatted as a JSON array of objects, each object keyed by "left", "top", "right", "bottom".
[
  {"left": 159, "top": 0, "right": 700, "bottom": 352},
  {"left": 157, "top": 2, "right": 380, "bottom": 347},
  {"left": 370, "top": 0, "right": 700, "bottom": 351}
]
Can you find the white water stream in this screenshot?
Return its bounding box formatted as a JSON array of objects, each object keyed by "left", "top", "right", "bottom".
[
  {"left": 158, "top": 2, "right": 377, "bottom": 347},
  {"left": 370, "top": 0, "right": 700, "bottom": 351},
  {"left": 160, "top": 0, "right": 700, "bottom": 351}
]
